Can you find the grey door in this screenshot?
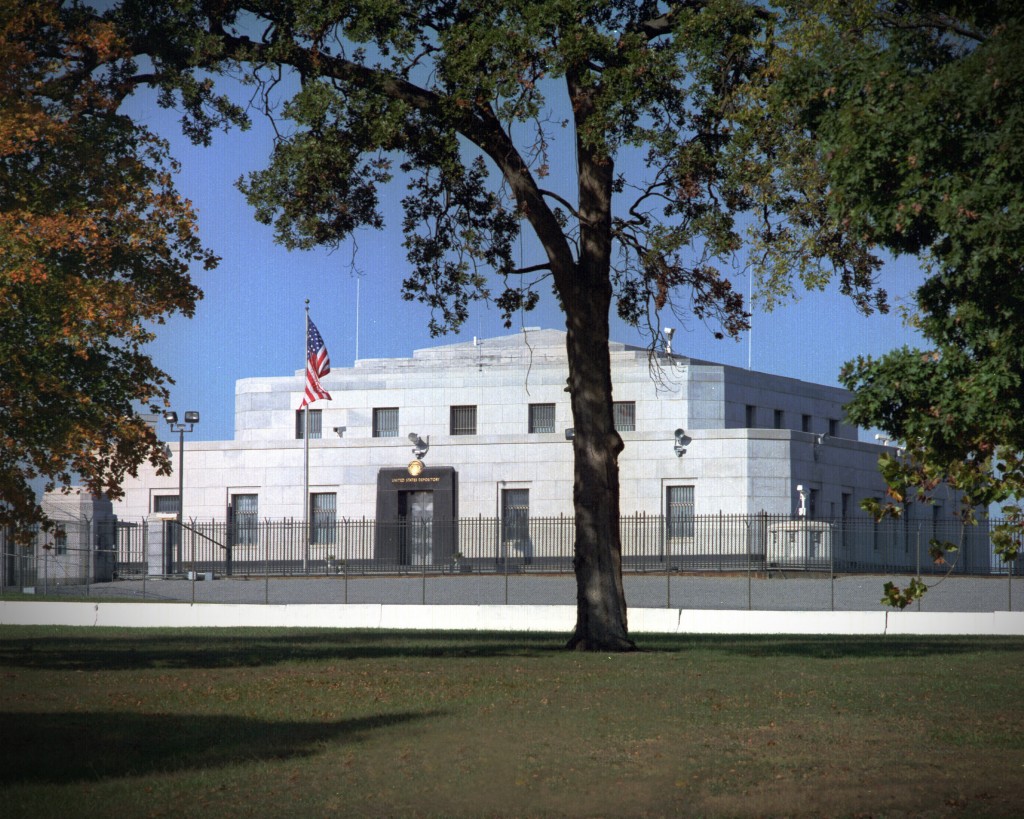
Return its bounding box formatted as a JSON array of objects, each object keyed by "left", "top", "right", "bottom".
[{"left": 400, "top": 490, "right": 434, "bottom": 565}]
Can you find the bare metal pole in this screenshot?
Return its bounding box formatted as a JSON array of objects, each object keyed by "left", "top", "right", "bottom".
[
  {"left": 177, "top": 425, "right": 184, "bottom": 569},
  {"left": 303, "top": 301, "right": 310, "bottom": 574}
]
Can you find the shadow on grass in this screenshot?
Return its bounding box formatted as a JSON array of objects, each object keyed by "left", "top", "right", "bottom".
[
  {"left": 639, "top": 633, "right": 1024, "bottom": 659},
  {"left": 0, "top": 629, "right": 569, "bottom": 671},
  {"left": 0, "top": 709, "right": 437, "bottom": 786},
  {"left": 1, "top": 627, "right": 1022, "bottom": 671}
]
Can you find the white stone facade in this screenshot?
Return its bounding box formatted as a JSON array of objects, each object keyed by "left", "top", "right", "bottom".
[{"left": 111, "top": 328, "right": 898, "bottom": 525}]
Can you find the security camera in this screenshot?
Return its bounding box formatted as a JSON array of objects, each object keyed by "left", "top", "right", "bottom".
[{"left": 673, "top": 428, "right": 686, "bottom": 457}]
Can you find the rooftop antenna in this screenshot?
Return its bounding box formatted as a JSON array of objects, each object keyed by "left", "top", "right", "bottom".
[
  {"left": 354, "top": 276, "right": 360, "bottom": 362},
  {"left": 747, "top": 270, "right": 752, "bottom": 370}
]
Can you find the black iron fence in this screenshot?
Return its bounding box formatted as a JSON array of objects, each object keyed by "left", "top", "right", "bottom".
[
  {"left": 105, "top": 512, "right": 1017, "bottom": 580},
  {"left": 4, "top": 514, "right": 1023, "bottom": 612},
  {"left": 4, "top": 513, "right": 1021, "bottom": 591}
]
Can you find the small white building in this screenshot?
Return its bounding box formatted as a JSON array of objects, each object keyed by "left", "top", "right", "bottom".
[
  {"left": 0, "top": 490, "right": 117, "bottom": 588},
  {"left": 114, "top": 327, "right": 895, "bottom": 528}
]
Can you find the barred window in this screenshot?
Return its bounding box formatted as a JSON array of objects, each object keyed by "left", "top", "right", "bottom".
[
  {"left": 373, "top": 407, "right": 399, "bottom": 438},
  {"left": 231, "top": 494, "right": 258, "bottom": 547},
  {"left": 310, "top": 492, "right": 337, "bottom": 546},
  {"left": 295, "top": 409, "right": 322, "bottom": 439},
  {"left": 153, "top": 495, "right": 180, "bottom": 515},
  {"left": 667, "top": 485, "right": 695, "bottom": 539},
  {"left": 528, "top": 403, "right": 556, "bottom": 433},
  {"left": 502, "top": 488, "right": 530, "bottom": 552},
  {"left": 450, "top": 405, "right": 477, "bottom": 435},
  {"left": 612, "top": 401, "right": 635, "bottom": 432}
]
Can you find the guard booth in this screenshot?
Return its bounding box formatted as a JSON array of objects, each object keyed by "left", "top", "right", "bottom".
[
  {"left": 766, "top": 520, "right": 833, "bottom": 570},
  {"left": 374, "top": 466, "right": 458, "bottom": 567},
  {"left": 147, "top": 514, "right": 179, "bottom": 575}
]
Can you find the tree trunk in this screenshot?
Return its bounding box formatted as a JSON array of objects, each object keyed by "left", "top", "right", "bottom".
[
  {"left": 563, "top": 289, "right": 635, "bottom": 651},
  {"left": 562, "top": 81, "right": 635, "bottom": 651}
]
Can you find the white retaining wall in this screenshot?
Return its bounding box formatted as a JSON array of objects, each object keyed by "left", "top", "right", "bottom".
[{"left": 2, "top": 601, "right": 1022, "bottom": 635}]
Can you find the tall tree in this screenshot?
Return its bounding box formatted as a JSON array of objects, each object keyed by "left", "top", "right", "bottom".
[
  {"left": 765, "top": 1, "right": 1024, "bottom": 602},
  {"left": 113, "top": 0, "right": 884, "bottom": 649},
  {"left": 0, "top": 1, "right": 214, "bottom": 535}
]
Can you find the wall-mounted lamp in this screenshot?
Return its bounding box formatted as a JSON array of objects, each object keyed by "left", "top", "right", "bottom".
[
  {"left": 333, "top": 426, "right": 346, "bottom": 438},
  {"left": 673, "top": 427, "right": 687, "bottom": 457},
  {"left": 564, "top": 428, "right": 574, "bottom": 441}
]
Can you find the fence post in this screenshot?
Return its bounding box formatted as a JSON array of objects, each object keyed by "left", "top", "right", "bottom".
[
  {"left": 921, "top": 524, "right": 929, "bottom": 614},
  {"left": 747, "top": 517, "right": 752, "bottom": 611},
  {"left": 666, "top": 511, "right": 672, "bottom": 607},
  {"left": 1009, "top": 554, "right": 1013, "bottom": 613},
  {"left": 830, "top": 519, "right": 835, "bottom": 611},
  {"left": 85, "top": 517, "right": 92, "bottom": 596}
]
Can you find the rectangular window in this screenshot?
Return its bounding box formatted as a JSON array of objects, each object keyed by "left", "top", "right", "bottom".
[
  {"left": 231, "top": 494, "right": 258, "bottom": 547},
  {"left": 612, "top": 401, "right": 636, "bottom": 432},
  {"left": 54, "top": 524, "right": 67, "bottom": 555},
  {"left": 310, "top": 492, "right": 337, "bottom": 546},
  {"left": 828, "top": 418, "right": 839, "bottom": 437},
  {"left": 745, "top": 404, "right": 757, "bottom": 427},
  {"left": 802, "top": 414, "right": 812, "bottom": 433},
  {"left": 501, "top": 488, "right": 530, "bottom": 554},
  {"left": 450, "top": 405, "right": 477, "bottom": 435},
  {"left": 809, "top": 488, "right": 818, "bottom": 519},
  {"left": 774, "top": 409, "right": 784, "bottom": 429},
  {"left": 295, "top": 409, "right": 322, "bottom": 439},
  {"left": 372, "top": 407, "right": 399, "bottom": 438},
  {"left": 153, "top": 495, "right": 180, "bottom": 515},
  {"left": 667, "top": 485, "right": 695, "bottom": 539},
  {"left": 528, "top": 403, "right": 556, "bottom": 433}
]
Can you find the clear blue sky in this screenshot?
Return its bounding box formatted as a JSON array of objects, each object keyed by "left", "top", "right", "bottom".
[{"left": 123, "top": 82, "right": 927, "bottom": 445}]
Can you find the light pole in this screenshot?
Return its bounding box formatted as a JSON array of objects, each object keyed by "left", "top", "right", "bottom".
[{"left": 164, "top": 410, "right": 199, "bottom": 569}]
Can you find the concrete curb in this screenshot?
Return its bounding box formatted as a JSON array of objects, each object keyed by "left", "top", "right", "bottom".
[{"left": 2, "top": 601, "right": 1023, "bottom": 635}]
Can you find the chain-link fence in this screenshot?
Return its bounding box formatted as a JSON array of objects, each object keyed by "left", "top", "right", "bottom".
[{"left": 0, "top": 519, "right": 117, "bottom": 590}]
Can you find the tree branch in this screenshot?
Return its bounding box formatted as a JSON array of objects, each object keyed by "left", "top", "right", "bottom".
[{"left": 208, "top": 18, "right": 578, "bottom": 286}]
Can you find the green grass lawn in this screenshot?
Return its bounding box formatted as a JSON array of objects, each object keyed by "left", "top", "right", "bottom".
[{"left": 1, "top": 627, "right": 1022, "bottom": 817}]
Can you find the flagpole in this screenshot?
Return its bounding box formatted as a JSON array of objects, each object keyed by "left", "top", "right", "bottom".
[{"left": 303, "top": 299, "right": 310, "bottom": 574}]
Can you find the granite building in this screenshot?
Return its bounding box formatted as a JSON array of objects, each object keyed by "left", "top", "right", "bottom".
[{"left": 112, "top": 327, "right": 903, "bottom": 530}]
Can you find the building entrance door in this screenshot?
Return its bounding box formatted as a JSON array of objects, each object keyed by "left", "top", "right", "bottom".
[{"left": 399, "top": 490, "right": 434, "bottom": 565}]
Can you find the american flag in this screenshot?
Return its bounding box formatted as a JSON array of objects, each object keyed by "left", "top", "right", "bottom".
[{"left": 300, "top": 317, "right": 332, "bottom": 408}]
